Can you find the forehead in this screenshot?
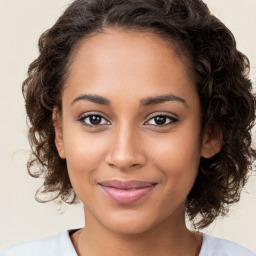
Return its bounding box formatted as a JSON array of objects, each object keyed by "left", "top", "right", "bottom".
[{"left": 63, "top": 28, "right": 197, "bottom": 105}]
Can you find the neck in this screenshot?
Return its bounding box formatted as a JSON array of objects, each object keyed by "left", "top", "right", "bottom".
[{"left": 73, "top": 207, "right": 202, "bottom": 256}]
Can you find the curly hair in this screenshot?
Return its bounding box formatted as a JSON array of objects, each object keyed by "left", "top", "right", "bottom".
[{"left": 22, "top": 0, "right": 255, "bottom": 229}]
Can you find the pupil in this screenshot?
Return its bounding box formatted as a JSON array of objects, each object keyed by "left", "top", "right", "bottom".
[
  {"left": 90, "top": 115, "right": 101, "bottom": 125},
  {"left": 155, "top": 116, "right": 166, "bottom": 125}
]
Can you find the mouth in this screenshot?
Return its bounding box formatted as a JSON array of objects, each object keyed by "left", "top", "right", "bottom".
[{"left": 98, "top": 180, "right": 157, "bottom": 204}]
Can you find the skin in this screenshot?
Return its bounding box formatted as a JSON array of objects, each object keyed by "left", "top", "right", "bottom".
[{"left": 54, "top": 28, "right": 220, "bottom": 256}]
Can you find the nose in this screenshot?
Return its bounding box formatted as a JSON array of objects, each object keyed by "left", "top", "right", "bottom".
[{"left": 105, "top": 124, "right": 146, "bottom": 171}]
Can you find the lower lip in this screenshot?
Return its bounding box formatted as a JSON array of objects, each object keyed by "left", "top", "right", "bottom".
[{"left": 100, "top": 185, "right": 156, "bottom": 204}]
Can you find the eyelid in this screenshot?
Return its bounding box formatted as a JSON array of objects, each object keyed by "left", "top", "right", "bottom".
[
  {"left": 78, "top": 111, "right": 111, "bottom": 127},
  {"left": 146, "top": 112, "right": 178, "bottom": 120},
  {"left": 77, "top": 111, "right": 179, "bottom": 128},
  {"left": 144, "top": 112, "right": 179, "bottom": 126}
]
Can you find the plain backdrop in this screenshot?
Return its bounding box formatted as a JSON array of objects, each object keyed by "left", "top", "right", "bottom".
[{"left": 0, "top": 0, "right": 256, "bottom": 251}]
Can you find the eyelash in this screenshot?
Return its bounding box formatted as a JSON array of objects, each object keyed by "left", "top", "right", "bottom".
[
  {"left": 78, "top": 112, "right": 110, "bottom": 128},
  {"left": 145, "top": 114, "right": 179, "bottom": 127},
  {"left": 78, "top": 112, "right": 179, "bottom": 128}
]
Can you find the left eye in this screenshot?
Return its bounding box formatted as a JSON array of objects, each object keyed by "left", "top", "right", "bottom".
[
  {"left": 146, "top": 115, "right": 177, "bottom": 126},
  {"left": 80, "top": 114, "right": 109, "bottom": 126}
]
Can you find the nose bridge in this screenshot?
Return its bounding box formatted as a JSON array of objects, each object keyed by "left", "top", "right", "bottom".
[{"left": 106, "top": 121, "right": 145, "bottom": 170}]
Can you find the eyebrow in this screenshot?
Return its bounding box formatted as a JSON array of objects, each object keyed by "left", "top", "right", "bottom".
[
  {"left": 140, "top": 94, "right": 187, "bottom": 107},
  {"left": 71, "top": 93, "right": 187, "bottom": 107},
  {"left": 72, "top": 94, "right": 110, "bottom": 106}
]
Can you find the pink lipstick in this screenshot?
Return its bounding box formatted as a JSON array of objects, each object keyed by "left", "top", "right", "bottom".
[{"left": 99, "top": 180, "right": 157, "bottom": 204}]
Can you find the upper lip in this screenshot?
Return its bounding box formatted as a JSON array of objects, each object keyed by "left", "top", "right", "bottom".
[{"left": 99, "top": 180, "right": 157, "bottom": 189}]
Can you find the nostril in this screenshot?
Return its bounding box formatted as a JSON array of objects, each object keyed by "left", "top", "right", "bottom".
[{"left": 108, "top": 162, "right": 140, "bottom": 170}]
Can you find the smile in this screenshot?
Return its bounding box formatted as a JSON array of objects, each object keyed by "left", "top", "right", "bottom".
[{"left": 98, "top": 180, "right": 157, "bottom": 204}]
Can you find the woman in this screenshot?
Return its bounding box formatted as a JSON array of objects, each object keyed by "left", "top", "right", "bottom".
[{"left": 1, "top": 0, "right": 255, "bottom": 255}]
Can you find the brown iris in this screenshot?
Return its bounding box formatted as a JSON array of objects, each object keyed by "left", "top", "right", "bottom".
[
  {"left": 89, "top": 115, "right": 102, "bottom": 125},
  {"left": 154, "top": 116, "right": 167, "bottom": 125}
]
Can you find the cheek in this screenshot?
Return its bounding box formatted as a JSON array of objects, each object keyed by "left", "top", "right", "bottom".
[
  {"left": 62, "top": 128, "right": 107, "bottom": 196},
  {"left": 147, "top": 127, "right": 201, "bottom": 187},
  {"left": 147, "top": 133, "right": 201, "bottom": 215},
  {"left": 63, "top": 119, "right": 107, "bottom": 164}
]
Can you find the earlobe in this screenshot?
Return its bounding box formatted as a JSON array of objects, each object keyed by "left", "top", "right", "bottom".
[
  {"left": 52, "top": 107, "right": 66, "bottom": 159},
  {"left": 201, "top": 125, "right": 222, "bottom": 159}
]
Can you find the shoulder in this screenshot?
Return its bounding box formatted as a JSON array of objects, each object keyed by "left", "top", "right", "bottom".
[
  {"left": 0, "top": 230, "right": 77, "bottom": 256},
  {"left": 200, "top": 233, "right": 256, "bottom": 256}
]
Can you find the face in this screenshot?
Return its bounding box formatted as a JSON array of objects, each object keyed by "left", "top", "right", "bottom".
[{"left": 54, "top": 29, "right": 217, "bottom": 235}]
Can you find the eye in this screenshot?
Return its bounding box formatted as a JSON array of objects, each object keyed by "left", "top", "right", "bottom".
[
  {"left": 79, "top": 114, "right": 110, "bottom": 127},
  {"left": 146, "top": 115, "right": 178, "bottom": 127}
]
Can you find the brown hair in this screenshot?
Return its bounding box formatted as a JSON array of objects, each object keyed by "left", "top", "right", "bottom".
[{"left": 22, "top": 0, "right": 255, "bottom": 229}]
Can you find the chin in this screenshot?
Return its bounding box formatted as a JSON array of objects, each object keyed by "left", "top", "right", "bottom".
[{"left": 99, "top": 210, "right": 160, "bottom": 235}]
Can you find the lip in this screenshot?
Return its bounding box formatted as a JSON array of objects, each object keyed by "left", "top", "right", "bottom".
[{"left": 98, "top": 180, "right": 157, "bottom": 204}]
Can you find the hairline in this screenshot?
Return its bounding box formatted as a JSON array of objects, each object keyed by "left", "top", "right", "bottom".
[{"left": 61, "top": 26, "right": 198, "bottom": 97}]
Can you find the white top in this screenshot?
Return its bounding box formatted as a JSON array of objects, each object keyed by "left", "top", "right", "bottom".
[{"left": 1, "top": 230, "right": 255, "bottom": 256}]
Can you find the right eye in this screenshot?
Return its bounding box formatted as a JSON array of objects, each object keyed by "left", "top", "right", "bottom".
[{"left": 79, "top": 114, "right": 110, "bottom": 127}]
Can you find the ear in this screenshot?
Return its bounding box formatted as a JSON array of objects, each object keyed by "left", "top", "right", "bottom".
[
  {"left": 201, "top": 124, "right": 222, "bottom": 158},
  {"left": 52, "top": 107, "right": 66, "bottom": 159}
]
